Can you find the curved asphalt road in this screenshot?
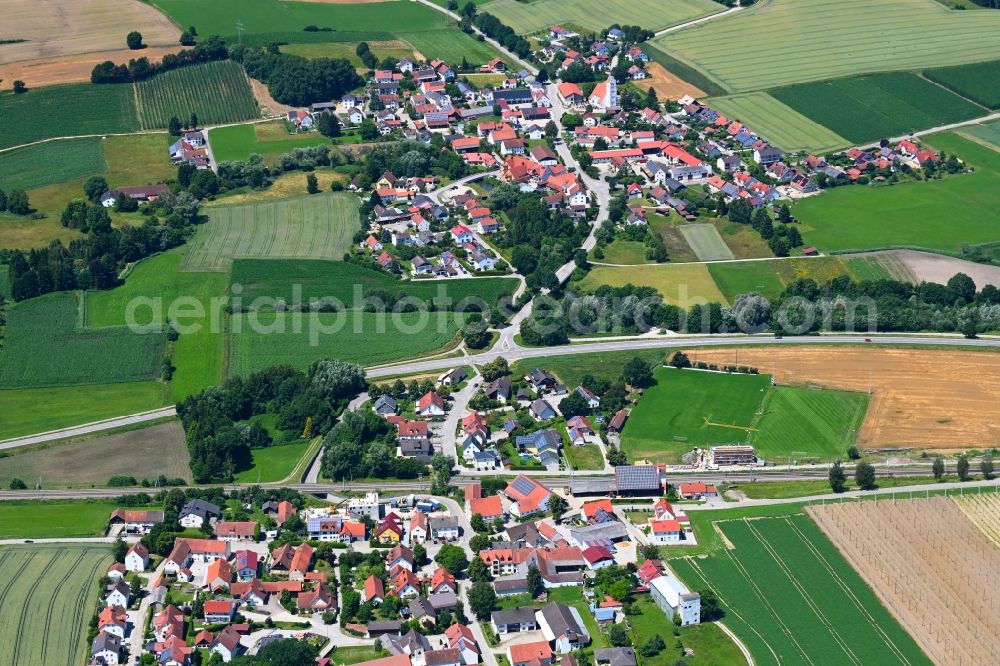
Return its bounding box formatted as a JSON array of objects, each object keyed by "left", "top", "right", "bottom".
[{"left": 2, "top": 334, "right": 997, "bottom": 450}]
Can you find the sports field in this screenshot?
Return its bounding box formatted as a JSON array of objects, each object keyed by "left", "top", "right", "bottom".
[
  {"left": 480, "top": 0, "right": 721, "bottom": 33},
  {"left": 923, "top": 59, "right": 1000, "bottom": 109},
  {"left": 182, "top": 192, "right": 359, "bottom": 271},
  {"left": 0, "top": 292, "right": 165, "bottom": 389},
  {"left": 0, "top": 420, "right": 190, "bottom": 488},
  {"left": 795, "top": 133, "right": 1000, "bottom": 253},
  {"left": 693, "top": 346, "right": 1000, "bottom": 449},
  {"left": 751, "top": 386, "right": 868, "bottom": 462},
  {"left": 135, "top": 61, "right": 259, "bottom": 129},
  {"left": 86, "top": 250, "right": 228, "bottom": 400},
  {"left": 578, "top": 263, "right": 729, "bottom": 307},
  {"left": 229, "top": 310, "right": 466, "bottom": 374},
  {"left": 209, "top": 121, "right": 331, "bottom": 163},
  {"left": 231, "top": 259, "right": 518, "bottom": 309},
  {"left": 678, "top": 223, "right": 735, "bottom": 261},
  {"left": 0, "top": 84, "right": 138, "bottom": 150},
  {"left": 0, "top": 545, "right": 110, "bottom": 666},
  {"left": 0, "top": 138, "right": 105, "bottom": 191},
  {"left": 707, "top": 92, "right": 850, "bottom": 153},
  {"left": 620, "top": 367, "right": 771, "bottom": 463},
  {"left": 770, "top": 72, "right": 985, "bottom": 145},
  {"left": 0, "top": 382, "right": 169, "bottom": 442},
  {"left": 672, "top": 515, "right": 931, "bottom": 666},
  {"left": 654, "top": 0, "right": 1000, "bottom": 93}
]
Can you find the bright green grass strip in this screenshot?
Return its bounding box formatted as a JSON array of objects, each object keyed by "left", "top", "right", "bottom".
[
  {"left": 0, "top": 84, "right": 138, "bottom": 150},
  {"left": 234, "top": 439, "right": 312, "bottom": 483},
  {"left": 0, "top": 382, "right": 169, "bottom": 441},
  {"left": 0, "top": 502, "right": 117, "bottom": 538}
]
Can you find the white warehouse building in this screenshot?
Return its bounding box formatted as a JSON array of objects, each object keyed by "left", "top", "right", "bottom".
[{"left": 649, "top": 571, "right": 701, "bottom": 626}]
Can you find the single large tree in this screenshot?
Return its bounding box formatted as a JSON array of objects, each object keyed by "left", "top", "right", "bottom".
[
  {"left": 957, "top": 455, "right": 971, "bottom": 481},
  {"left": 828, "top": 460, "right": 847, "bottom": 493},
  {"left": 855, "top": 461, "right": 877, "bottom": 490},
  {"left": 932, "top": 456, "right": 945, "bottom": 481},
  {"left": 623, "top": 357, "right": 654, "bottom": 388},
  {"left": 84, "top": 176, "right": 109, "bottom": 202},
  {"left": 467, "top": 580, "right": 497, "bottom": 620},
  {"left": 126, "top": 31, "right": 144, "bottom": 50}
]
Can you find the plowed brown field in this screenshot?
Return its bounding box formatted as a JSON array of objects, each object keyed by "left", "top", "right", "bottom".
[
  {"left": 808, "top": 497, "right": 1000, "bottom": 666},
  {"left": 691, "top": 346, "right": 1000, "bottom": 449},
  {"left": 0, "top": 47, "right": 180, "bottom": 87},
  {"left": 631, "top": 62, "right": 706, "bottom": 100}
]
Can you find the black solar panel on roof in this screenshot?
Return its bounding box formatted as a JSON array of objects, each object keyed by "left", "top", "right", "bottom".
[
  {"left": 615, "top": 465, "right": 659, "bottom": 491},
  {"left": 511, "top": 475, "right": 537, "bottom": 496}
]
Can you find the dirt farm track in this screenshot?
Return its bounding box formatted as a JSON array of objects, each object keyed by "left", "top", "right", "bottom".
[{"left": 692, "top": 346, "right": 1000, "bottom": 449}]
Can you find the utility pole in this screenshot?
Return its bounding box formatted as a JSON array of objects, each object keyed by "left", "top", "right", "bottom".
[{"left": 236, "top": 20, "right": 245, "bottom": 47}]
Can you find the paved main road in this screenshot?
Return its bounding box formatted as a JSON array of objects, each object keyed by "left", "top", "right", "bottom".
[{"left": 5, "top": 334, "right": 998, "bottom": 450}]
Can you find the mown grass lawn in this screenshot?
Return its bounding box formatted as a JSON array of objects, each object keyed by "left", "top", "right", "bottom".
[
  {"left": 511, "top": 349, "right": 667, "bottom": 388},
  {"left": 564, "top": 443, "right": 605, "bottom": 471},
  {"left": 209, "top": 121, "right": 332, "bottom": 164},
  {"left": 0, "top": 501, "right": 116, "bottom": 538},
  {"left": 629, "top": 596, "right": 745, "bottom": 666},
  {"left": 621, "top": 368, "right": 771, "bottom": 463},
  {"left": 234, "top": 439, "right": 314, "bottom": 483}
]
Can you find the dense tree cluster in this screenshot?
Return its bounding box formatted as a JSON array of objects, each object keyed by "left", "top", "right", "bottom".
[
  {"left": 91, "top": 35, "right": 228, "bottom": 83},
  {"left": 232, "top": 46, "right": 363, "bottom": 106},
  {"left": 472, "top": 12, "right": 531, "bottom": 58},
  {"left": 178, "top": 359, "right": 365, "bottom": 482},
  {"left": 494, "top": 192, "right": 587, "bottom": 291},
  {"left": 320, "top": 408, "right": 428, "bottom": 481},
  {"left": 362, "top": 141, "right": 468, "bottom": 185}
]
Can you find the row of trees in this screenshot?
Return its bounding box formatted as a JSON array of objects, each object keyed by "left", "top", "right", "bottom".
[
  {"left": 177, "top": 359, "right": 365, "bottom": 482},
  {"left": 91, "top": 35, "right": 228, "bottom": 83}
]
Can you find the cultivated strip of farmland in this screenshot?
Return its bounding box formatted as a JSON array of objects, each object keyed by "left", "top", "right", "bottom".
[
  {"left": 135, "top": 61, "right": 259, "bottom": 129},
  {"left": 0, "top": 545, "right": 109, "bottom": 666},
  {"left": 953, "top": 494, "right": 1000, "bottom": 548},
  {"left": 807, "top": 497, "right": 1000, "bottom": 666},
  {"left": 181, "top": 192, "right": 359, "bottom": 271},
  {"left": 655, "top": 0, "right": 1000, "bottom": 92},
  {"left": 673, "top": 515, "right": 931, "bottom": 666}
]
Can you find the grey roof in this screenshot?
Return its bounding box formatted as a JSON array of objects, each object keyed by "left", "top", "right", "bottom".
[
  {"left": 570, "top": 521, "right": 629, "bottom": 546},
  {"left": 367, "top": 620, "right": 403, "bottom": 634},
  {"left": 92, "top": 631, "right": 121, "bottom": 655},
  {"left": 570, "top": 478, "right": 617, "bottom": 496},
  {"left": 374, "top": 395, "right": 398, "bottom": 413},
  {"left": 505, "top": 521, "right": 542, "bottom": 546},
  {"left": 180, "top": 499, "right": 221, "bottom": 520},
  {"left": 492, "top": 607, "right": 537, "bottom": 625},
  {"left": 408, "top": 597, "right": 437, "bottom": 620},
  {"left": 382, "top": 629, "right": 431, "bottom": 655},
  {"left": 539, "top": 602, "right": 587, "bottom": 642},
  {"left": 595, "top": 648, "right": 637, "bottom": 666},
  {"left": 428, "top": 590, "right": 458, "bottom": 609},
  {"left": 529, "top": 399, "right": 556, "bottom": 418},
  {"left": 614, "top": 465, "right": 660, "bottom": 491},
  {"left": 429, "top": 515, "right": 460, "bottom": 531},
  {"left": 493, "top": 575, "right": 529, "bottom": 593}
]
